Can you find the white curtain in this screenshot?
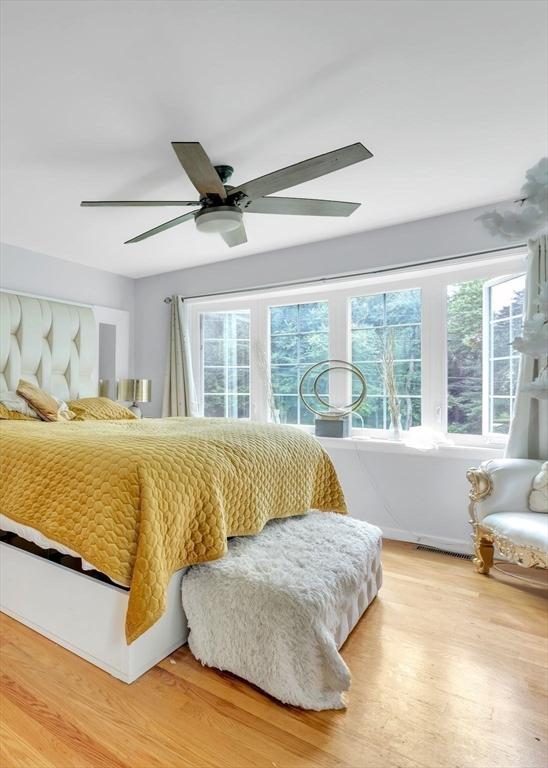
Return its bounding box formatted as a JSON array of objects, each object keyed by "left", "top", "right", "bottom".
[
  {"left": 162, "top": 296, "right": 198, "bottom": 417},
  {"left": 506, "top": 235, "right": 548, "bottom": 459}
]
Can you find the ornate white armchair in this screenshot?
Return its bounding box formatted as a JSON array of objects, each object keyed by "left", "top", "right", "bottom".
[{"left": 467, "top": 459, "right": 548, "bottom": 574}]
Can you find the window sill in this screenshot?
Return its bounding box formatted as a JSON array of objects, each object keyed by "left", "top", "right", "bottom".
[{"left": 316, "top": 435, "right": 504, "bottom": 460}]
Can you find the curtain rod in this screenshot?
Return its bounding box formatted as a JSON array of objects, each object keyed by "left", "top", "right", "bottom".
[{"left": 162, "top": 243, "right": 527, "bottom": 303}]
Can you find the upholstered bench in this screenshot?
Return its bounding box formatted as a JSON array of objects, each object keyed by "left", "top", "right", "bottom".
[{"left": 182, "top": 512, "right": 382, "bottom": 710}]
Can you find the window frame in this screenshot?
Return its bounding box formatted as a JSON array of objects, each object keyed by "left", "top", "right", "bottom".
[
  {"left": 199, "top": 308, "right": 252, "bottom": 419},
  {"left": 349, "top": 286, "right": 423, "bottom": 431},
  {"left": 188, "top": 252, "right": 526, "bottom": 446},
  {"left": 268, "top": 298, "right": 331, "bottom": 426},
  {"left": 482, "top": 274, "right": 525, "bottom": 439}
]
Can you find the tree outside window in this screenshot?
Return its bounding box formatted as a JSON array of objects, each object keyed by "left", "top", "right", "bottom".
[
  {"left": 446, "top": 274, "right": 524, "bottom": 435},
  {"left": 350, "top": 288, "right": 421, "bottom": 430},
  {"left": 269, "top": 302, "right": 329, "bottom": 425}
]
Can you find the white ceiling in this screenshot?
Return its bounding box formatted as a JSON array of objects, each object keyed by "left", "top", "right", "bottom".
[{"left": 1, "top": 0, "right": 546, "bottom": 278}]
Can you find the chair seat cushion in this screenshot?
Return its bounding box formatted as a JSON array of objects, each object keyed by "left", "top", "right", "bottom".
[{"left": 482, "top": 512, "right": 548, "bottom": 552}]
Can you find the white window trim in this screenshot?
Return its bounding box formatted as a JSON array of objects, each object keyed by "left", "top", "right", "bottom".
[
  {"left": 188, "top": 252, "right": 527, "bottom": 447},
  {"left": 192, "top": 303, "right": 255, "bottom": 420},
  {"left": 269, "top": 298, "right": 331, "bottom": 426},
  {"left": 482, "top": 274, "right": 525, "bottom": 439}
]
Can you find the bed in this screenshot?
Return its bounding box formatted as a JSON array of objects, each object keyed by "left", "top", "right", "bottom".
[{"left": 0, "top": 290, "right": 345, "bottom": 682}]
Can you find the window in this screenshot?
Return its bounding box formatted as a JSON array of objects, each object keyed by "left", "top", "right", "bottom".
[
  {"left": 269, "top": 301, "right": 329, "bottom": 424},
  {"left": 447, "top": 280, "right": 485, "bottom": 434},
  {"left": 190, "top": 251, "right": 527, "bottom": 445},
  {"left": 200, "top": 310, "right": 250, "bottom": 418},
  {"left": 350, "top": 289, "right": 421, "bottom": 429},
  {"left": 486, "top": 276, "right": 525, "bottom": 434},
  {"left": 446, "top": 274, "right": 525, "bottom": 436}
]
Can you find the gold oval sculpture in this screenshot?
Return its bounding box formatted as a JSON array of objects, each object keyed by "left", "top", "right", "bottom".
[{"left": 299, "top": 359, "right": 366, "bottom": 420}]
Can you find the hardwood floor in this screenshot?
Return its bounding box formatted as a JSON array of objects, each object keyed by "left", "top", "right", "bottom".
[{"left": 1, "top": 540, "right": 547, "bottom": 768}]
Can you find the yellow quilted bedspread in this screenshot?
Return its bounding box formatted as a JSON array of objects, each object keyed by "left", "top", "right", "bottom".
[{"left": 0, "top": 417, "right": 345, "bottom": 642}]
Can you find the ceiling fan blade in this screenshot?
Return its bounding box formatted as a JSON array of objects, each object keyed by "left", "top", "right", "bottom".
[
  {"left": 245, "top": 196, "right": 360, "bottom": 217},
  {"left": 229, "top": 142, "right": 372, "bottom": 201},
  {"left": 221, "top": 223, "right": 247, "bottom": 248},
  {"left": 124, "top": 210, "right": 197, "bottom": 244},
  {"left": 171, "top": 142, "right": 227, "bottom": 199},
  {"left": 81, "top": 200, "right": 200, "bottom": 207}
]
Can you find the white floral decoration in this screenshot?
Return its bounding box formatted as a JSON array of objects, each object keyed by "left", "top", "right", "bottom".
[
  {"left": 537, "top": 280, "right": 548, "bottom": 315},
  {"left": 512, "top": 277, "right": 548, "bottom": 400},
  {"left": 477, "top": 158, "right": 548, "bottom": 241},
  {"left": 523, "top": 368, "right": 548, "bottom": 399},
  {"left": 512, "top": 311, "right": 548, "bottom": 357}
]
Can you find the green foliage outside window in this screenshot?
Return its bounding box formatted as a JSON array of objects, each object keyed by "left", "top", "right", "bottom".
[
  {"left": 351, "top": 288, "right": 422, "bottom": 430},
  {"left": 270, "top": 302, "right": 329, "bottom": 425},
  {"left": 447, "top": 280, "right": 484, "bottom": 434},
  {"left": 447, "top": 276, "right": 524, "bottom": 435}
]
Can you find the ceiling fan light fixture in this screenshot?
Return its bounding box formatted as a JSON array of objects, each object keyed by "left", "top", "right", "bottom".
[
  {"left": 81, "top": 141, "right": 372, "bottom": 246},
  {"left": 195, "top": 206, "right": 243, "bottom": 234}
]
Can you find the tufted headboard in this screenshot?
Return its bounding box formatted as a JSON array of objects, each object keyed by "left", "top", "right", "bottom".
[{"left": 0, "top": 291, "right": 98, "bottom": 400}]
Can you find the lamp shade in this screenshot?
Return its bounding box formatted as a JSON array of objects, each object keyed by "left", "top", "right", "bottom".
[{"left": 117, "top": 378, "right": 152, "bottom": 403}]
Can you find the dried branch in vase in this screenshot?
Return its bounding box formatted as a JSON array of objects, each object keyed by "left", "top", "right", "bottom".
[{"left": 377, "top": 328, "right": 401, "bottom": 438}]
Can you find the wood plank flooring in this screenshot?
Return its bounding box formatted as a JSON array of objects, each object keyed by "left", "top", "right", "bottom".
[{"left": 1, "top": 541, "right": 547, "bottom": 768}]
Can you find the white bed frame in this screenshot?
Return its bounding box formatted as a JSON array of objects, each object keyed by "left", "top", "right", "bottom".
[
  {"left": 0, "top": 290, "right": 189, "bottom": 682},
  {"left": 0, "top": 542, "right": 188, "bottom": 682}
]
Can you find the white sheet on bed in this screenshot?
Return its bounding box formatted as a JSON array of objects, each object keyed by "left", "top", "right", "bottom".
[{"left": 0, "top": 514, "right": 118, "bottom": 580}]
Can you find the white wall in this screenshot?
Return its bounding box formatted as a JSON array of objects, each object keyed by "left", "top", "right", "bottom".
[
  {"left": 0, "top": 243, "right": 135, "bottom": 313},
  {"left": 134, "top": 199, "right": 522, "bottom": 417},
  {"left": 320, "top": 439, "right": 501, "bottom": 553},
  {"left": 0, "top": 242, "right": 136, "bottom": 371}
]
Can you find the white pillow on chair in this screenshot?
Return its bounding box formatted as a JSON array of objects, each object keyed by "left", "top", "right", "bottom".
[{"left": 529, "top": 462, "right": 548, "bottom": 513}]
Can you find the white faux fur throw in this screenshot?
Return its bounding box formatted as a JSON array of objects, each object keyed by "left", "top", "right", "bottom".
[{"left": 182, "top": 512, "right": 382, "bottom": 710}]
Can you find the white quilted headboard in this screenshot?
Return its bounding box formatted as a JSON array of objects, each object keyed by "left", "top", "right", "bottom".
[{"left": 0, "top": 291, "right": 97, "bottom": 400}]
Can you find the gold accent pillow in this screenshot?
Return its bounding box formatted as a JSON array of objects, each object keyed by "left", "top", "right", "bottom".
[
  {"left": 0, "top": 402, "right": 40, "bottom": 421},
  {"left": 67, "top": 397, "right": 137, "bottom": 421},
  {"left": 16, "top": 380, "right": 75, "bottom": 422}
]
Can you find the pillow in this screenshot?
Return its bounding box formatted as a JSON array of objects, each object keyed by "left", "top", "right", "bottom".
[
  {"left": 0, "top": 401, "right": 40, "bottom": 421},
  {"left": 0, "top": 391, "right": 40, "bottom": 419},
  {"left": 529, "top": 462, "right": 548, "bottom": 513},
  {"left": 53, "top": 396, "right": 75, "bottom": 420},
  {"left": 67, "top": 397, "right": 137, "bottom": 421},
  {"left": 16, "top": 380, "right": 75, "bottom": 422}
]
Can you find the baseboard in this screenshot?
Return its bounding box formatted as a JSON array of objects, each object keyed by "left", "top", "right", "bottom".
[{"left": 380, "top": 527, "right": 472, "bottom": 555}]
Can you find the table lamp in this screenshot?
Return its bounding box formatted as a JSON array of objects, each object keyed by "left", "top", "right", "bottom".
[
  {"left": 117, "top": 378, "right": 152, "bottom": 418},
  {"left": 98, "top": 379, "right": 110, "bottom": 398}
]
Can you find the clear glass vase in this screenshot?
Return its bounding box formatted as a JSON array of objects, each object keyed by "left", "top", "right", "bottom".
[{"left": 388, "top": 414, "right": 403, "bottom": 441}]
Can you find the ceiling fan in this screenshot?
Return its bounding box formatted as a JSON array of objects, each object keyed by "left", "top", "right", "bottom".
[{"left": 81, "top": 141, "right": 373, "bottom": 248}]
